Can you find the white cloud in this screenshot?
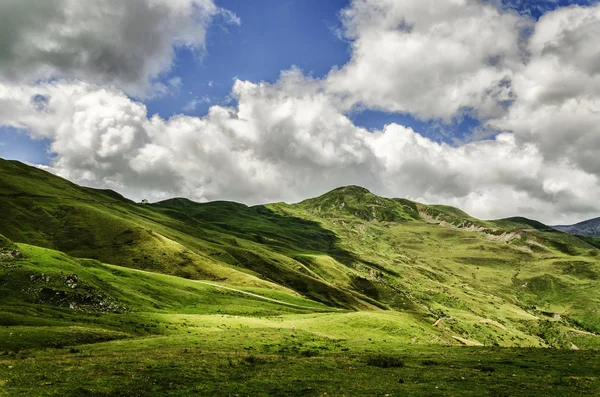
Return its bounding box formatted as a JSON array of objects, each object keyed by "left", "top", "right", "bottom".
[
  {"left": 0, "top": 0, "right": 238, "bottom": 97},
  {"left": 489, "top": 3, "right": 600, "bottom": 177},
  {"left": 1, "top": 74, "right": 598, "bottom": 224},
  {"left": 326, "top": 0, "right": 532, "bottom": 121},
  {"left": 0, "top": 75, "right": 375, "bottom": 204},
  {"left": 218, "top": 8, "right": 242, "bottom": 26},
  {"left": 368, "top": 126, "right": 599, "bottom": 223},
  {"left": 183, "top": 95, "right": 211, "bottom": 112},
  {"left": 168, "top": 77, "right": 183, "bottom": 90}
]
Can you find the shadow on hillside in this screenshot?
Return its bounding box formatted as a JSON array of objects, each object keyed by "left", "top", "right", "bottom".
[
  {"left": 152, "top": 201, "right": 394, "bottom": 309},
  {"left": 154, "top": 201, "right": 355, "bottom": 260}
]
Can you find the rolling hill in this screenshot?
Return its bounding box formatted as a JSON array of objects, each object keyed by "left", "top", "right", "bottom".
[{"left": 1, "top": 158, "right": 600, "bottom": 395}]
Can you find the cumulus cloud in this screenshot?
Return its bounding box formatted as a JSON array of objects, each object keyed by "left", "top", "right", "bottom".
[
  {"left": 370, "top": 126, "right": 600, "bottom": 222},
  {"left": 0, "top": 0, "right": 599, "bottom": 225},
  {"left": 491, "top": 3, "right": 600, "bottom": 177},
  {"left": 0, "top": 0, "right": 237, "bottom": 96},
  {"left": 326, "top": 0, "right": 532, "bottom": 121},
  {"left": 0, "top": 73, "right": 377, "bottom": 203},
  {"left": 1, "top": 73, "right": 599, "bottom": 224}
]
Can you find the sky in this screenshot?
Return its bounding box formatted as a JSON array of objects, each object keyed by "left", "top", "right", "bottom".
[{"left": 0, "top": 0, "right": 599, "bottom": 225}]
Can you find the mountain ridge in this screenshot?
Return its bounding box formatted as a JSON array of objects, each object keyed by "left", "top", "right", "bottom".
[{"left": 554, "top": 217, "right": 600, "bottom": 238}]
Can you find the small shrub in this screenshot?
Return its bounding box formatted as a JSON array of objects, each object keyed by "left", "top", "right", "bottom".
[
  {"left": 366, "top": 355, "right": 405, "bottom": 368},
  {"left": 300, "top": 349, "right": 318, "bottom": 357},
  {"left": 244, "top": 355, "right": 264, "bottom": 365},
  {"left": 421, "top": 359, "right": 439, "bottom": 366}
]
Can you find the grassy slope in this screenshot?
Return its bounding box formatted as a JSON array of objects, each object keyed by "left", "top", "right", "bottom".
[
  {"left": 2, "top": 159, "right": 600, "bottom": 340},
  {"left": 0, "top": 159, "right": 380, "bottom": 309},
  {"left": 2, "top": 160, "right": 600, "bottom": 394},
  {"left": 279, "top": 187, "right": 600, "bottom": 342},
  {"left": 1, "top": 238, "right": 599, "bottom": 396}
]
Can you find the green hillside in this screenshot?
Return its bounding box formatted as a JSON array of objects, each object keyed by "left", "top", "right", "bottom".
[{"left": 1, "top": 158, "right": 600, "bottom": 395}]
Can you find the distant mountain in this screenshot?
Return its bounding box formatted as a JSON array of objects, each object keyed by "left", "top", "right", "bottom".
[{"left": 554, "top": 217, "right": 600, "bottom": 237}]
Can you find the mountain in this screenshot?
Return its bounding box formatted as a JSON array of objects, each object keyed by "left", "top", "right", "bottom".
[
  {"left": 2, "top": 158, "right": 600, "bottom": 395},
  {"left": 554, "top": 217, "right": 600, "bottom": 237}
]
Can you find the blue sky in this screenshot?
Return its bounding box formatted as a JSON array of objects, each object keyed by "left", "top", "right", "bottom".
[
  {"left": 145, "top": 0, "right": 350, "bottom": 118},
  {"left": 1, "top": 0, "right": 595, "bottom": 165}
]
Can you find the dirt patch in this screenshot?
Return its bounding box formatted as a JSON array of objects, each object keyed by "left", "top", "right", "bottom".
[
  {"left": 0, "top": 248, "right": 24, "bottom": 262},
  {"left": 24, "top": 272, "right": 127, "bottom": 313},
  {"left": 419, "top": 211, "right": 521, "bottom": 243}
]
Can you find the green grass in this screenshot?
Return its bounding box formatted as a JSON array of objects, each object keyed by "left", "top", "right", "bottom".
[
  {"left": 1, "top": 337, "right": 599, "bottom": 396},
  {"left": 1, "top": 243, "right": 331, "bottom": 317},
  {"left": 7, "top": 242, "right": 596, "bottom": 395},
  {"left": 2, "top": 158, "right": 600, "bottom": 395}
]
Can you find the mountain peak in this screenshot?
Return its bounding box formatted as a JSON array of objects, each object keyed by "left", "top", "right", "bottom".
[
  {"left": 326, "top": 185, "right": 372, "bottom": 196},
  {"left": 554, "top": 217, "right": 600, "bottom": 237},
  {"left": 300, "top": 185, "right": 375, "bottom": 207},
  {"left": 299, "top": 185, "right": 421, "bottom": 222}
]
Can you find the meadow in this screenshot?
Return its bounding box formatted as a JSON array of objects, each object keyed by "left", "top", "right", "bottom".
[{"left": 1, "top": 159, "right": 599, "bottom": 395}]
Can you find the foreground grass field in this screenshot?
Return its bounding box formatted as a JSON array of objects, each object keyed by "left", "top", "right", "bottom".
[
  {"left": 1, "top": 241, "right": 599, "bottom": 396},
  {"left": 1, "top": 330, "right": 599, "bottom": 396}
]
